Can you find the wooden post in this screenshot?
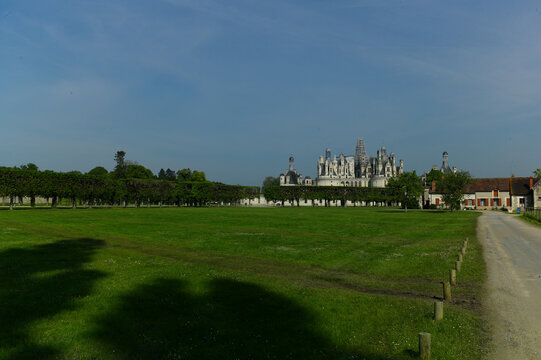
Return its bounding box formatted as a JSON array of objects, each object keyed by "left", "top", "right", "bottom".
[
  {"left": 462, "top": 246, "right": 466, "bottom": 255},
  {"left": 434, "top": 301, "right": 443, "bottom": 321},
  {"left": 458, "top": 253, "right": 463, "bottom": 262},
  {"left": 419, "top": 332, "right": 431, "bottom": 360},
  {"left": 450, "top": 269, "right": 457, "bottom": 285},
  {"left": 456, "top": 260, "right": 462, "bottom": 272},
  {"left": 443, "top": 282, "right": 451, "bottom": 301}
]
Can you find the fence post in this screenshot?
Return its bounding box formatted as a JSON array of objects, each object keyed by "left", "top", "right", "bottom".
[
  {"left": 450, "top": 269, "right": 457, "bottom": 285},
  {"left": 419, "top": 332, "right": 431, "bottom": 360},
  {"left": 434, "top": 301, "right": 443, "bottom": 321},
  {"left": 443, "top": 282, "right": 451, "bottom": 301}
]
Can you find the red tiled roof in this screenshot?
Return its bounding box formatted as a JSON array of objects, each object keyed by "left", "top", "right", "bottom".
[
  {"left": 463, "top": 178, "right": 510, "bottom": 193},
  {"left": 457, "top": 177, "right": 539, "bottom": 194}
]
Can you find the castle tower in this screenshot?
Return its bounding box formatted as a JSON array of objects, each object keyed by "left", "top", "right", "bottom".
[
  {"left": 325, "top": 148, "right": 331, "bottom": 160},
  {"left": 441, "top": 152, "right": 451, "bottom": 174},
  {"left": 289, "top": 156, "right": 295, "bottom": 172},
  {"left": 355, "top": 139, "right": 368, "bottom": 164}
]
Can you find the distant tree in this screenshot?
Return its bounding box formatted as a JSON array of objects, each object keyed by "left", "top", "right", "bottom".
[
  {"left": 534, "top": 169, "right": 541, "bottom": 178},
  {"left": 125, "top": 164, "right": 154, "bottom": 179},
  {"left": 190, "top": 170, "right": 206, "bottom": 182},
  {"left": 158, "top": 168, "right": 167, "bottom": 180},
  {"left": 440, "top": 171, "right": 473, "bottom": 211},
  {"left": 165, "top": 168, "right": 176, "bottom": 181},
  {"left": 19, "top": 163, "right": 39, "bottom": 171},
  {"left": 386, "top": 171, "right": 424, "bottom": 212},
  {"left": 262, "top": 176, "right": 280, "bottom": 189},
  {"left": 114, "top": 151, "right": 126, "bottom": 179},
  {"left": 177, "top": 168, "right": 192, "bottom": 181},
  {"left": 425, "top": 169, "right": 444, "bottom": 187},
  {"left": 88, "top": 166, "right": 108, "bottom": 177}
]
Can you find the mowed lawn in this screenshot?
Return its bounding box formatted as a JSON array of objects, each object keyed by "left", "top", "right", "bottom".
[{"left": 0, "top": 207, "right": 485, "bottom": 359}]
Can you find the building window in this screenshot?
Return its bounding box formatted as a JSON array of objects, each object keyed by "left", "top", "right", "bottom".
[
  {"left": 493, "top": 190, "right": 499, "bottom": 197},
  {"left": 435, "top": 198, "right": 440, "bottom": 205},
  {"left": 481, "top": 199, "right": 486, "bottom": 206}
]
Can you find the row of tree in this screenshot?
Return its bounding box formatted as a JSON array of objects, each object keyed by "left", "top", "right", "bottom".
[
  {"left": 0, "top": 168, "right": 259, "bottom": 208},
  {"left": 263, "top": 185, "right": 396, "bottom": 207},
  {"left": 262, "top": 170, "right": 473, "bottom": 210}
]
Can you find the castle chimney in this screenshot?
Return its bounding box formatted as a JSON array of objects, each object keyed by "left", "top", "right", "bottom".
[
  {"left": 431, "top": 180, "right": 436, "bottom": 193},
  {"left": 530, "top": 176, "right": 533, "bottom": 189}
]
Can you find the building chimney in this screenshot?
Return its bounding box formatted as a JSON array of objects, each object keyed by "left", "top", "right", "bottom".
[
  {"left": 530, "top": 176, "right": 533, "bottom": 189},
  {"left": 431, "top": 180, "right": 436, "bottom": 193}
]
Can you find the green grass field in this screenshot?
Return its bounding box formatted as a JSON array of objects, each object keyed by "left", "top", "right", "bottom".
[{"left": 0, "top": 207, "right": 485, "bottom": 359}]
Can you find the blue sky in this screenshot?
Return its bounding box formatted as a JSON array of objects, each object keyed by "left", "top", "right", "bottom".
[{"left": 1, "top": 0, "right": 540, "bottom": 185}]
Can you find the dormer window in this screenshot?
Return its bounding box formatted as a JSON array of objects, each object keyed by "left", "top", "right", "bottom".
[{"left": 493, "top": 190, "right": 498, "bottom": 197}]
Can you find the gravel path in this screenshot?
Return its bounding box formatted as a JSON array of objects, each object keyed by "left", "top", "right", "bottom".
[{"left": 479, "top": 211, "right": 541, "bottom": 359}]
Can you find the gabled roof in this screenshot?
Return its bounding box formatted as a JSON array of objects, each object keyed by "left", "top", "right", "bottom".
[
  {"left": 428, "top": 176, "right": 539, "bottom": 195},
  {"left": 511, "top": 177, "right": 539, "bottom": 195},
  {"left": 463, "top": 178, "right": 510, "bottom": 193}
]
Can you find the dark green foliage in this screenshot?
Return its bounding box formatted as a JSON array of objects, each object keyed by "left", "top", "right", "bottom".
[
  {"left": 534, "top": 168, "right": 541, "bottom": 178},
  {"left": 125, "top": 165, "right": 154, "bottom": 180},
  {"left": 440, "top": 171, "right": 473, "bottom": 211},
  {"left": 176, "top": 181, "right": 259, "bottom": 206},
  {"left": 18, "top": 163, "right": 39, "bottom": 171},
  {"left": 87, "top": 166, "right": 109, "bottom": 177},
  {"left": 386, "top": 171, "right": 424, "bottom": 210},
  {"left": 165, "top": 168, "right": 176, "bottom": 181},
  {"left": 113, "top": 151, "right": 126, "bottom": 179},
  {"left": 158, "top": 168, "right": 167, "bottom": 180},
  {"left": 0, "top": 168, "right": 258, "bottom": 207},
  {"left": 158, "top": 168, "right": 177, "bottom": 181},
  {"left": 177, "top": 168, "right": 192, "bottom": 181},
  {"left": 262, "top": 176, "right": 280, "bottom": 189},
  {"left": 190, "top": 170, "right": 206, "bottom": 182},
  {"left": 263, "top": 185, "right": 393, "bottom": 206},
  {"left": 425, "top": 169, "right": 443, "bottom": 188}
]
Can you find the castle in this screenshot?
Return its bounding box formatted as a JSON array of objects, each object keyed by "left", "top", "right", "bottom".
[{"left": 280, "top": 139, "right": 404, "bottom": 187}]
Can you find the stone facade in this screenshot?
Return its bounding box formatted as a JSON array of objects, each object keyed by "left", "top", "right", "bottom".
[
  {"left": 280, "top": 139, "right": 404, "bottom": 188},
  {"left": 280, "top": 156, "right": 312, "bottom": 186},
  {"left": 425, "top": 176, "right": 538, "bottom": 211}
]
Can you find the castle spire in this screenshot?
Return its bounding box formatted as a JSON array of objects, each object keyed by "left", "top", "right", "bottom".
[
  {"left": 441, "top": 151, "right": 451, "bottom": 174},
  {"left": 355, "top": 138, "right": 368, "bottom": 164},
  {"left": 289, "top": 156, "right": 295, "bottom": 172}
]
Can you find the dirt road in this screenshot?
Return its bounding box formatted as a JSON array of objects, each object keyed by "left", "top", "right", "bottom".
[{"left": 479, "top": 211, "right": 541, "bottom": 359}]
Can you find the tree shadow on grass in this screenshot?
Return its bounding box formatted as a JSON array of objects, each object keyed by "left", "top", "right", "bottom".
[
  {"left": 92, "top": 277, "right": 396, "bottom": 360},
  {"left": 0, "top": 238, "right": 106, "bottom": 359}
]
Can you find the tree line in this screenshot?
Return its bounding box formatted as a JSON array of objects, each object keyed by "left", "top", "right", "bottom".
[
  {"left": 262, "top": 170, "right": 472, "bottom": 210},
  {"left": 0, "top": 168, "right": 259, "bottom": 209},
  {"left": 263, "top": 185, "right": 396, "bottom": 207}
]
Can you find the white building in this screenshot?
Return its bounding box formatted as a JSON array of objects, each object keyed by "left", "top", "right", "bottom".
[{"left": 280, "top": 139, "right": 404, "bottom": 188}]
